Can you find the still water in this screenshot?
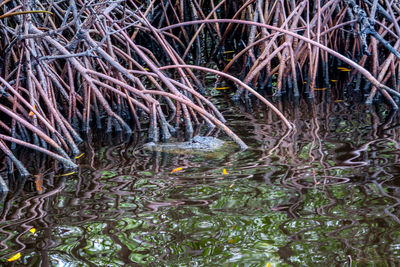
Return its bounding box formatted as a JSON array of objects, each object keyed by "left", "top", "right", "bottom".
[{"left": 1, "top": 99, "right": 400, "bottom": 266}]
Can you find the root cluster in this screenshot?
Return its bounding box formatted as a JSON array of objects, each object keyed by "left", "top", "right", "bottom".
[{"left": 0, "top": 0, "right": 399, "bottom": 175}]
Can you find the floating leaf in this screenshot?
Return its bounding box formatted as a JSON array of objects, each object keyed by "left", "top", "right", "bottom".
[
  {"left": 35, "top": 177, "right": 43, "bottom": 193},
  {"left": 171, "top": 167, "right": 183, "bottom": 173},
  {"left": 223, "top": 168, "right": 228, "bottom": 175},
  {"left": 8, "top": 252, "right": 21, "bottom": 262},
  {"left": 75, "top": 153, "right": 84, "bottom": 159},
  {"left": 29, "top": 228, "right": 36, "bottom": 234},
  {"left": 215, "top": 87, "right": 230, "bottom": 90}
]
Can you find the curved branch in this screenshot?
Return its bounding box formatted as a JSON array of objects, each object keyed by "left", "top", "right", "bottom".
[
  {"left": 159, "top": 19, "right": 400, "bottom": 106},
  {"left": 159, "top": 64, "right": 293, "bottom": 129}
]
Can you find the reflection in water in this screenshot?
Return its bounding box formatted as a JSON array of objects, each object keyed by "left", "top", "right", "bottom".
[{"left": 1, "top": 100, "right": 400, "bottom": 265}]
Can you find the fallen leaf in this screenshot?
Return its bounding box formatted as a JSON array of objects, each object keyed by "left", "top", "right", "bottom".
[
  {"left": 35, "top": 177, "right": 43, "bottom": 193},
  {"left": 216, "top": 87, "right": 230, "bottom": 90},
  {"left": 335, "top": 100, "right": 343, "bottom": 102},
  {"left": 171, "top": 167, "right": 183, "bottom": 173},
  {"left": 75, "top": 153, "right": 84, "bottom": 159},
  {"left": 8, "top": 252, "right": 21, "bottom": 262},
  {"left": 223, "top": 168, "right": 228, "bottom": 175},
  {"left": 223, "top": 51, "right": 235, "bottom": 54},
  {"left": 29, "top": 228, "right": 36, "bottom": 234},
  {"left": 225, "top": 59, "right": 232, "bottom": 62},
  {"left": 60, "top": 171, "right": 76, "bottom": 177},
  {"left": 28, "top": 105, "right": 37, "bottom": 116},
  {"left": 266, "top": 263, "right": 271, "bottom": 267},
  {"left": 331, "top": 79, "right": 338, "bottom": 82},
  {"left": 337, "top": 67, "right": 351, "bottom": 71},
  {"left": 313, "top": 88, "right": 327, "bottom": 90},
  {"left": 229, "top": 183, "right": 234, "bottom": 188}
]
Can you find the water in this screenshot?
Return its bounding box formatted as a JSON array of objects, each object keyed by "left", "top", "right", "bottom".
[{"left": 1, "top": 99, "right": 400, "bottom": 266}]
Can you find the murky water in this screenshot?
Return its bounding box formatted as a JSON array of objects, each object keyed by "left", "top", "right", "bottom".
[{"left": 1, "top": 98, "right": 400, "bottom": 266}]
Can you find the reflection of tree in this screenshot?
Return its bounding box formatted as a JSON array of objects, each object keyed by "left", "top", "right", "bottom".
[{"left": 1, "top": 102, "right": 400, "bottom": 265}]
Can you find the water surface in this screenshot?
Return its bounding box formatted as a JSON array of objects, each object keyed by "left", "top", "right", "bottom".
[{"left": 1, "top": 100, "right": 400, "bottom": 266}]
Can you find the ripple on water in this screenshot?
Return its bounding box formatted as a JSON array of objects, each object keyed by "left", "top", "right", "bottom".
[{"left": 1, "top": 102, "right": 400, "bottom": 265}]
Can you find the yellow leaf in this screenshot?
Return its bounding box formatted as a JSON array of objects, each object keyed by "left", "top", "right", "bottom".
[
  {"left": 223, "top": 168, "right": 228, "bottom": 175},
  {"left": 330, "top": 80, "right": 338, "bottom": 82},
  {"left": 8, "top": 252, "right": 21, "bottom": 262},
  {"left": 29, "top": 228, "right": 36, "bottom": 234},
  {"left": 223, "top": 51, "right": 235, "bottom": 54},
  {"left": 60, "top": 171, "right": 76, "bottom": 177},
  {"left": 337, "top": 67, "right": 351, "bottom": 71},
  {"left": 215, "top": 87, "right": 230, "bottom": 90},
  {"left": 29, "top": 104, "right": 37, "bottom": 116},
  {"left": 171, "top": 167, "right": 183, "bottom": 173},
  {"left": 35, "top": 177, "right": 43, "bottom": 193},
  {"left": 313, "top": 88, "right": 327, "bottom": 91},
  {"left": 335, "top": 100, "right": 343, "bottom": 102},
  {"left": 144, "top": 68, "right": 150, "bottom": 71},
  {"left": 229, "top": 183, "right": 234, "bottom": 188},
  {"left": 75, "top": 153, "right": 84, "bottom": 159},
  {"left": 225, "top": 59, "right": 232, "bottom": 62},
  {"left": 266, "top": 263, "right": 272, "bottom": 267}
]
